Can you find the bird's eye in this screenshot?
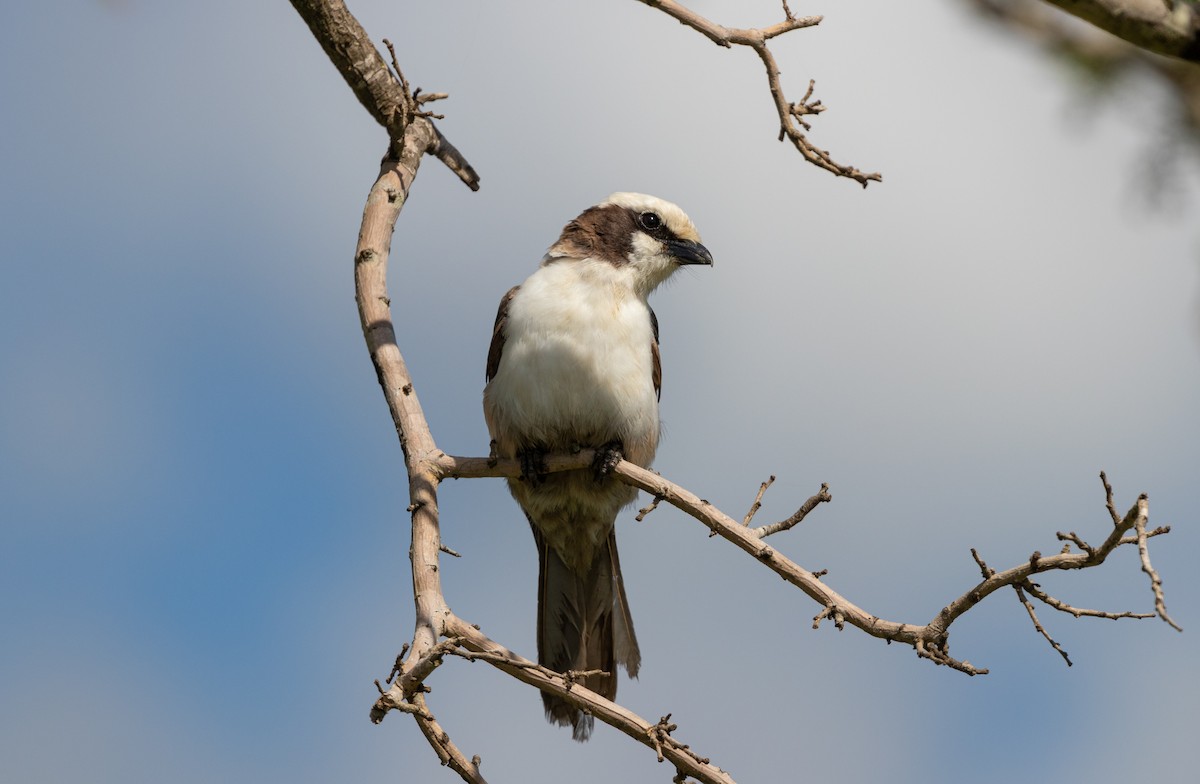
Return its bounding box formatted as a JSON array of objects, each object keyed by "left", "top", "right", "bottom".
[{"left": 639, "top": 212, "right": 662, "bottom": 231}]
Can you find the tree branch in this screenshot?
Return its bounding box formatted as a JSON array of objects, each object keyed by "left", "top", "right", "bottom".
[
  {"left": 290, "top": 0, "right": 403, "bottom": 126},
  {"left": 291, "top": 2, "right": 1177, "bottom": 780},
  {"left": 635, "top": 0, "right": 882, "bottom": 186},
  {"left": 289, "top": 0, "right": 479, "bottom": 189},
  {"left": 969, "top": 0, "right": 1200, "bottom": 178},
  {"left": 1041, "top": 0, "right": 1200, "bottom": 62},
  {"left": 437, "top": 453, "right": 1176, "bottom": 676}
]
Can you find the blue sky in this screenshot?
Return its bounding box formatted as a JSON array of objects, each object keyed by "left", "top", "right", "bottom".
[{"left": 2, "top": 2, "right": 1198, "bottom": 783}]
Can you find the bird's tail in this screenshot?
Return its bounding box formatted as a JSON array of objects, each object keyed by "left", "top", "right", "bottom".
[{"left": 536, "top": 529, "right": 640, "bottom": 741}]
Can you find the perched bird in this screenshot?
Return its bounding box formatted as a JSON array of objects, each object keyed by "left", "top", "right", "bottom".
[{"left": 483, "top": 192, "right": 713, "bottom": 740}]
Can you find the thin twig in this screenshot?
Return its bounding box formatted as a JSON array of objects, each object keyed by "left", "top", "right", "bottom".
[
  {"left": 1023, "top": 581, "right": 1154, "bottom": 621},
  {"left": 1056, "top": 530, "right": 1096, "bottom": 557},
  {"left": 1100, "top": 470, "right": 1121, "bottom": 527},
  {"left": 637, "top": 494, "right": 665, "bottom": 521},
  {"left": 1014, "top": 581, "right": 1072, "bottom": 666},
  {"left": 753, "top": 483, "right": 831, "bottom": 538},
  {"left": 741, "top": 476, "right": 775, "bottom": 525}
]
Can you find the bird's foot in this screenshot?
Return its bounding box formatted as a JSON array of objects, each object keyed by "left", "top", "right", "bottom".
[
  {"left": 592, "top": 441, "right": 624, "bottom": 482},
  {"left": 519, "top": 448, "right": 549, "bottom": 485}
]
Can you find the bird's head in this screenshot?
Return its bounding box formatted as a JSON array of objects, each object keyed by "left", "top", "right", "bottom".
[{"left": 544, "top": 192, "right": 713, "bottom": 296}]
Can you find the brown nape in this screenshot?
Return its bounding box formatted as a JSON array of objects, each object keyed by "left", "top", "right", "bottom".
[{"left": 554, "top": 204, "right": 676, "bottom": 265}]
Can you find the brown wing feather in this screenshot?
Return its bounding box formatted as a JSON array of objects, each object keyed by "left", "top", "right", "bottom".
[
  {"left": 649, "top": 306, "right": 661, "bottom": 401},
  {"left": 485, "top": 285, "right": 520, "bottom": 382}
]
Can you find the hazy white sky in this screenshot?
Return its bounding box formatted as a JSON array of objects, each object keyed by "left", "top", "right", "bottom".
[{"left": 2, "top": 2, "right": 1197, "bottom": 783}]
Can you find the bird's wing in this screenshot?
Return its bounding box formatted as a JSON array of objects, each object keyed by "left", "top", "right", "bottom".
[
  {"left": 485, "top": 285, "right": 521, "bottom": 382},
  {"left": 649, "top": 305, "right": 661, "bottom": 401}
]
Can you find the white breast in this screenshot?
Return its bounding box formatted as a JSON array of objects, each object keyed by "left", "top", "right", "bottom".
[{"left": 485, "top": 259, "right": 660, "bottom": 461}]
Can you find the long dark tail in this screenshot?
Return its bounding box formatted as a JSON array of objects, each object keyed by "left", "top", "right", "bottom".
[{"left": 536, "top": 529, "right": 640, "bottom": 741}]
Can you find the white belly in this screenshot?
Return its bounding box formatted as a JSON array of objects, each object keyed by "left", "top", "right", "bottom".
[{"left": 484, "top": 260, "right": 660, "bottom": 465}]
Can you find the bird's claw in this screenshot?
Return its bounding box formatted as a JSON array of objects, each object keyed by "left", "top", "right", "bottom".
[
  {"left": 592, "top": 441, "right": 624, "bottom": 482},
  {"left": 519, "top": 449, "right": 549, "bottom": 485}
]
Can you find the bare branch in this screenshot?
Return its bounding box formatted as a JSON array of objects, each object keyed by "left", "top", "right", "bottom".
[
  {"left": 1013, "top": 581, "right": 1073, "bottom": 666},
  {"left": 752, "top": 482, "right": 831, "bottom": 538},
  {"left": 637, "top": 493, "right": 665, "bottom": 521},
  {"left": 635, "top": 0, "right": 881, "bottom": 186},
  {"left": 1132, "top": 494, "right": 1183, "bottom": 631},
  {"left": 289, "top": 0, "right": 479, "bottom": 190},
  {"left": 438, "top": 451, "right": 1172, "bottom": 676},
  {"left": 741, "top": 475, "right": 774, "bottom": 525},
  {"left": 1101, "top": 470, "right": 1121, "bottom": 526},
  {"left": 372, "top": 658, "right": 486, "bottom": 783},
  {"left": 410, "top": 693, "right": 489, "bottom": 784},
  {"left": 440, "top": 618, "right": 736, "bottom": 784},
  {"left": 289, "top": 0, "right": 406, "bottom": 128},
  {"left": 1022, "top": 581, "right": 1155, "bottom": 620},
  {"left": 1056, "top": 530, "right": 1096, "bottom": 557}
]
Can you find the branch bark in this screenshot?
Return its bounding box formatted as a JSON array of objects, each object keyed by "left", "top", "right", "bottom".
[
  {"left": 1041, "top": 0, "right": 1200, "bottom": 62},
  {"left": 437, "top": 454, "right": 1178, "bottom": 676}
]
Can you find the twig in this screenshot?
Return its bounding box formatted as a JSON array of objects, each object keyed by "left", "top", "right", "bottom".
[
  {"left": 741, "top": 476, "right": 774, "bottom": 525},
  {"left": 648, "top": 713, "right": 678, "bottom": 763},
  {"left": 635, "top": 0, "right": 881, "bottom": 186},
  {"left": 1056, "top": 530, "right": 1096, "bottom": 557},
  {"left": 1101, "top": 470, "right": 1121, "bottom": 527},
  {"left": 752, "top": 482, "right": 831, "bottom": 538},
  {"left": 812, "top": 604, "right": 845, "bottom": 631},
  {"left": 1014, "top": 581, "right": 1072, "bottom": 666},
  {"left": 410, "top": 693, "right": 489, "bottom": 784},
  {"left": 637, "top": 494, "right": 665, "bottom": 521},
  {"left": 970, "top": 548, "right": 995, "bottom": 579},
  {"left": 914, "top": 637, "right": 988, "bottom": 676},
  {"left": 1022, "top": 581, "right": 1154, "bottom": 621},
  {"left": 382, "top": 39, "right": 450, "bottom": 127}
]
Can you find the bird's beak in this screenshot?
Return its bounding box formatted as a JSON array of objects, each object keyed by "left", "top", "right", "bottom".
[{"left": 666, "top": 239, "right": 714, "bottom": 267}]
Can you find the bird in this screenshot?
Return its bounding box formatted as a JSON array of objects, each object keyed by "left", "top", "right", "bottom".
[{"left": 483, "top": 192, "right": 713, "bottom": 740}]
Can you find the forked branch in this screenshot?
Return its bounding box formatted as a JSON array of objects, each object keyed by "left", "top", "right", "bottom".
[
  {"left": 436, "top": 453, "right": 1178, "bottom": 678},
  {"left": 636, "top": 0, "right": 882, "bottom": 186}
]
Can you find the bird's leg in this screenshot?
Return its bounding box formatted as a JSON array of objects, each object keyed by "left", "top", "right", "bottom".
[
  {"left": 592, "top": 441, "right": 625, "bottom": 482},
  {"left": 518, "top": 447, "right": 549, "bottom": 485}
]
